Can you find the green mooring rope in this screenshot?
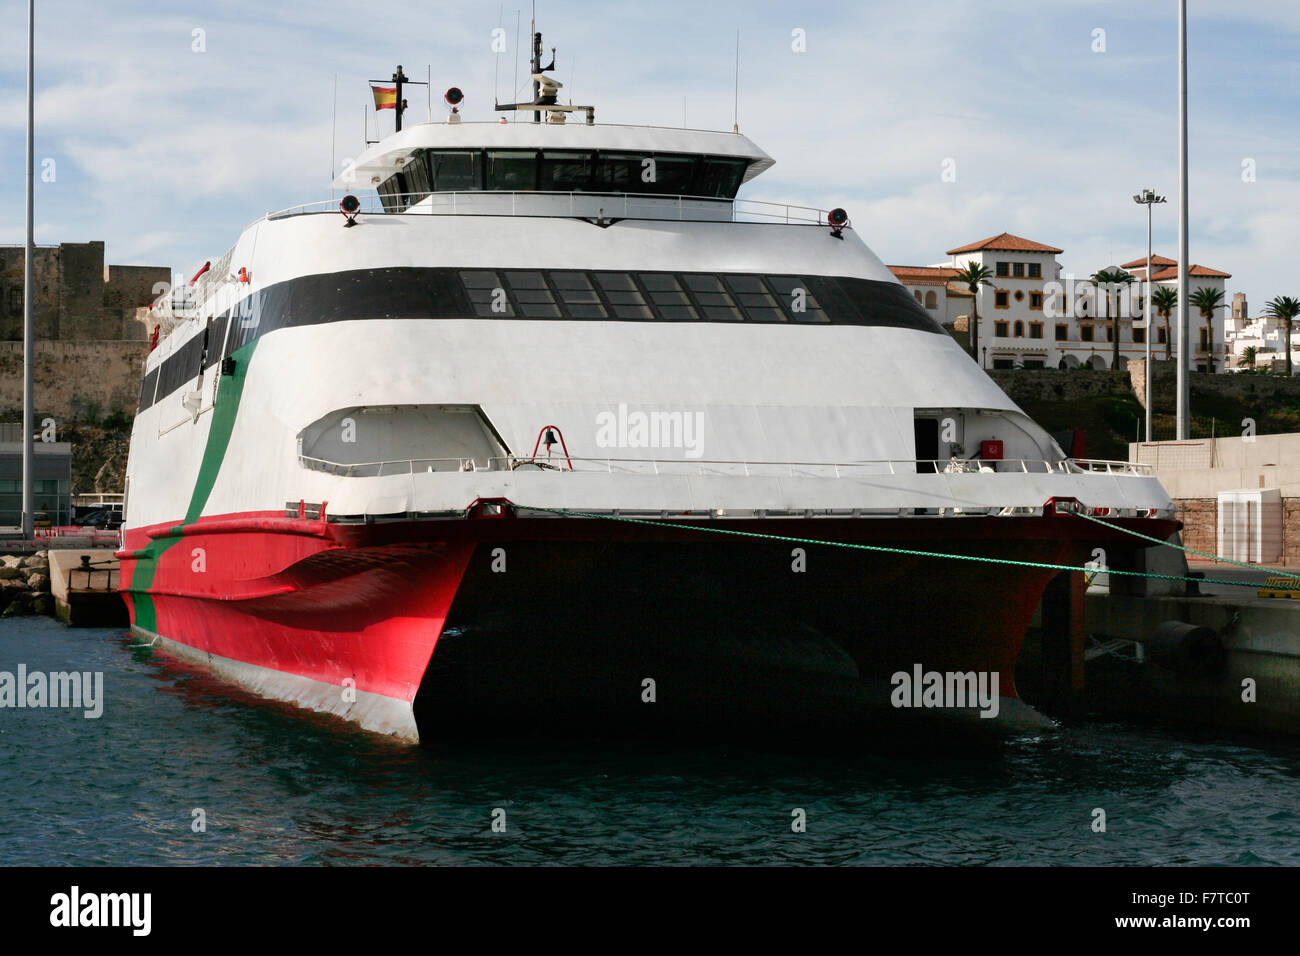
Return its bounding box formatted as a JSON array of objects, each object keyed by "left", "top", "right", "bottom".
[
  {"left": 517, "top": 505, "right": 1270, "bottom": 591},
  {"left": 1073, "top": 510, "right": 1300, "bottom": 582}
]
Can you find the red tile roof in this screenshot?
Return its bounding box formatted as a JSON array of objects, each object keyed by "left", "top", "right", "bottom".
[
  {"left": 888, "top": 265, "right": 961, "bottom": 286},
  {"left": 1150, "top": 264, "right": 1233, "bottom": 281},
  {"left": 945, "top": 232, "right": 1064, "bottom": 255},
  {"left": 1120, "top": 254, "right": 1177, "bottom": 269}
]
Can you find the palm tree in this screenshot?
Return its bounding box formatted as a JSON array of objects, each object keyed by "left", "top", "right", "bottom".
[
  {"left": 1264, "top": 295, "right": 1300, "bottom": 376},
  {"left": 1151, "top": 286, "right": 1178, "bottom": 361},
  {"left": 1238, "top": 346, "right": 1258, "bottom": 369},
  {"left": 1092, "top": 268, "right": 1134, "bottom": 370},
  {"left": 1189, "top": 287, "right": 1226, "bottom": 371},
  {"left": 952, "top": 261, "right": 994, "bottom": 362}
]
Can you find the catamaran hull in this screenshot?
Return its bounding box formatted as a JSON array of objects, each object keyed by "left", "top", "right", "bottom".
[{"left": 119, "top": 511, "right": 1175, "bottom": 740}]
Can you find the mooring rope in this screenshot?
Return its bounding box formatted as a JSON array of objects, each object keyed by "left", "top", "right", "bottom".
[
  {"left": 516, "top": 505, "right": 1268, "bottom": 590},
  {"left": 1072, "top": 510, "right": 1300, "bottom": 581}
]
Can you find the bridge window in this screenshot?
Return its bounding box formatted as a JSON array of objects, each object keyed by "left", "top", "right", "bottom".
[
  {"left": 486, "top": 150, "right": 538, "bottom": 190},
  {"left": 538, "top": 151, "right": 594, "bottom": 191},
  {"left": 386, "top": 149, "right": 751, "bottom": 201},
  {"left": 428, "top": 150, "right": 479, "bottom": 191}
]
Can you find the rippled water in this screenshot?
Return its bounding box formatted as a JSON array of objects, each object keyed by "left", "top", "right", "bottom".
[{"left": 1, "top": 616, "right": 1297, "bottom": 865}]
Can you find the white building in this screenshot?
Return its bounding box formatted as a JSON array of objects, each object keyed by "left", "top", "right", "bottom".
[
  {"left": 889, "top": 233, "right": 1235, "bottom": 371},
  {"left": 1121, "top": 254, "right": 1232, "bottom": 372},
  {"left": 1224, "top": 315, "right": 1300, "bottom": 372},
  {"left": 886, "top": 265, "right": 973, "bottom": 331}
]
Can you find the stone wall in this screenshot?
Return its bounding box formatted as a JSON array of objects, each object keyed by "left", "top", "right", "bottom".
[
  {"left": 989, "top": 368, "right": 1132, "bottom": 404},
  {"left": 1173, "top": 498, "right": 1217, "bottom": 556},
  {"left": 0, "top": 341, "right": 149, "bottom": 421},
  {"left": 1285, "top": 500, "right": 1300, "bottom": 567},
  {"left": 1128, "top": 358, "right": 1300, "bottom": 410},
  {"left": 0, "top": 245, "right": 61, "bottom": 339},
  {"left": 0, "top": 243, "right": 168, "bottom": 342},
  {"left": 104, "top": 267, "right": 168, "bottom": 340}
]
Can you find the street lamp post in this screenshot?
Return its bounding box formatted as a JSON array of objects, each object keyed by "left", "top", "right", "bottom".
[
  {"left": 21, "top": 0, "right": 34, "bottom": 540},
  {"left": 1176, "top": 0, "right": 1190, "bottom": 439},
  {"left": 1134, "top": 188, "right": 1167, "bottom": 443}
]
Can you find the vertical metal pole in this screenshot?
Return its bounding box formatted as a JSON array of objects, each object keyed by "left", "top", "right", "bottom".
[
  {"left": 1145, "top": 202, "right": 1153, "bottom": 442},
  {"left": 1176, "top": 0, "right": 1190, "bottom": 439},
  {"left": 21, "top": 0, "right": 35, "bottom": 540}
]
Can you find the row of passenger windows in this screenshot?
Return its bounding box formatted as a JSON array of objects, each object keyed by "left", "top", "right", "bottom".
[
  {"left": 376, "top": 149, "right": 750, "bottom": 212},
  {"left": 459, "top": 270, "right": 826, "bottom": 323},
  {"left": 136, "top": 268, "right": 942, "bottom": 414}
]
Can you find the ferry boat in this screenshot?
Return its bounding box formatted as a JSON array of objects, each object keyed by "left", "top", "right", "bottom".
[{"left": 119, "top": 32, "right": 1178, "bottom": 740}]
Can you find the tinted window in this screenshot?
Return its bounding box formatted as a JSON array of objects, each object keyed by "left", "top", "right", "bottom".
[
  {"left": 486, "top": 151, "right": 537, "bottom": 190},
  {"left": 539, "top": 151, "right": 594, "bottom": 191},
  {"left": 696, "top": 158, "right": 747, "bottom": 198},
  {"left": 428, "top": 150, "right": 479, "bottom": 191}
]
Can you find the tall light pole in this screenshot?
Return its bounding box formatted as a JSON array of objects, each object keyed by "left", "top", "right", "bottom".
[
  {"left": 1134, "top": 188, "right": 1166, "bottom": 442},
  {"left": 21, "top": 0, "right": 35, "bottom": 540},
  {"left": 1176, "top": 0, "right": 1190, "bottom": 439}
]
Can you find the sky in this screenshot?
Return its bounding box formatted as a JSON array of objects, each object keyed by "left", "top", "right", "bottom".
[{"left": 1, "top": 0, "right": 1297, "bottom": 312}]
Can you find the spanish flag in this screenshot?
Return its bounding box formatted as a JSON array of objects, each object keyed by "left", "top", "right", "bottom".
[{"left": 371, "top": 85, "right": 397, "bottom": 111}]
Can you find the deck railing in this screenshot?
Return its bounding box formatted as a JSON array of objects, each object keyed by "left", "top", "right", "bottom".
[
  {"left": 298, "top": 453, "right": 1154, "bottom": 479},
  {"left": 266, "top": 191, "right": 831, "bottom": 226}
]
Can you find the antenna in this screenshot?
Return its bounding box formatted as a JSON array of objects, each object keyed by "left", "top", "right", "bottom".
[
  {"left": 732, "top": 30, "right": 740, "bottom": 133},
  {"left": 427, "top": 65, "right": 432, "bottom": 123},
  {"left": 330, "top": 73, "right": 337, "bottom": 196},
  {"left": 494, "top": 4, "right": 503, "bottom": 107},
  {"left": 512, "top": 9, "right": 521, "bottom": 123}
]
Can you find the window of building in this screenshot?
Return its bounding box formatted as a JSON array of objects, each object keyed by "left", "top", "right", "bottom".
[
  {"left": 994, "top": 291, "right": 1009, "bottom": 309},
  {"left": 1200, "top": 328, "right": 1210, "bottom": 350},
  {"left": 1055, "top": 324, "right": 1068, "bottom": 340},
  {"left": 1014, "top": 290, "right": 1024, "bottom": 302},
  {"left": 1029, "top": 322, "right": 1043, "bottom": 339},
  {"left": 992, "top": 358, "right": 1015, "bottom": 369},
  {"left": 924, "top": 290, "right": 937, "bottom": 309},
  {"left": 914, "top": 289, "right": 922, "bottom": 302},
  {"left": 7, "top": 288, "right": 20, "bottom": 316},
  {"left": 1012, "top": 262, "right": 1025, "bottom": 277},
  {"left": 1132, "top": 326, "right": 1145, "bottom": 343},
  {"left": 1081, "top": 325, "right": 1094, "bottom": 342},
  {"left": 996, "top": 261, "right": 1009, "bottom": 277},
  {"left": 1157, "top": 327, "right": 1167, "bottom": 344},
  {"left": 1023, "top": 358, "right": 1045, "bottom": 368},
  {"left": 995, "top": 321, "right": 1009, "bottom": 337},
  {"left": 1013, "top": 320, "right": 1024, "bottom": 337},
  {"left": 1028, "top": 263, "right": 1042, "bottom": 278},
  {"left": 1029, "top": 292, "right": 1043, "bottom": 309}
]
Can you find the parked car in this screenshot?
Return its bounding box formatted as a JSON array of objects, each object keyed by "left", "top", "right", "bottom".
[
  {"left": 32, "top": 512, "right": 51, "bottom": 529},
  {"left": 73, "top": 509, "right": 122, "bottom": 530}
]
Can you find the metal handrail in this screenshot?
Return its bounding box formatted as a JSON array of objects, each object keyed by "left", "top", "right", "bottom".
[
  {"left": 298, "top": 453, "right": 1155, "bottom": 478},
  {"left": 266, "top": 190, "right": 830, "bottom": 226}
]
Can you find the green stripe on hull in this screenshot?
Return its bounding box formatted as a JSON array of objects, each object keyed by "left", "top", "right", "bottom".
[{"left": 129, "top": 342, "right": 258, "bottom": 632}]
